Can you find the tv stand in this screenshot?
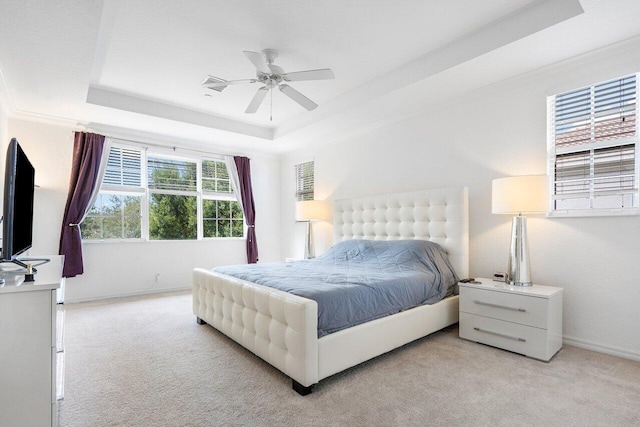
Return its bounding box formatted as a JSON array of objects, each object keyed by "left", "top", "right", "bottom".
[{"left": 0, "top": 257, "right": 50, "bottom": 272}]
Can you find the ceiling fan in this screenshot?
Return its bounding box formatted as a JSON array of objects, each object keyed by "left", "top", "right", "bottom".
[{"left": 201, "top": 49, "right": 334, "bottom": 119}]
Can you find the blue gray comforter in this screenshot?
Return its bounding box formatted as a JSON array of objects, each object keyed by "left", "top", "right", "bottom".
[{"left": 214, "top": 239, "right": 458, "bottom": 337}]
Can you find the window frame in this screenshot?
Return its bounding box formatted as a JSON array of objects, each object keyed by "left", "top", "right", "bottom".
[
  {"left": 547, "top": 74, "right": 640, "bottom": 217},
  {"left": 82, "top": 141, "right": 245, "bottom": 242},
  {"left": 295, "top": 160, "right": 314, "bottom": 202}
]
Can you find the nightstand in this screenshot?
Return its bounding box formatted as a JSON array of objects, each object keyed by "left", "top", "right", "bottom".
[{"left": 458, "top": 278, "right": 563, "bottom": 361}]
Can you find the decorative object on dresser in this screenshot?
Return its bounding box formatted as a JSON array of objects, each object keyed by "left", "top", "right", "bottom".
[
  {"left": 458, "top": 278, "right": 563, "bottom": 361},
  {"left": 295, "top": 199, "right": 330, "bottom": 259},
  {"left": 193, "top": 187, "right": 469, "bottom": 395},
  {"left": 492, "top": 175, "right": 549, "bottom": 286},
  {"left": 0, "top": 255, "right": 65, "bottom": 427}
]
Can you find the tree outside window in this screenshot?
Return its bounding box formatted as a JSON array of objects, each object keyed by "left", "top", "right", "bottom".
[{"left": 81, "top": 143, "right": 244, "bottom": 241}]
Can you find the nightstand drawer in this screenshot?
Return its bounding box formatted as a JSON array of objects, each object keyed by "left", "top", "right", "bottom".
[
  {"left": 459, "top": 312, "right": 549, "bottom": 360},
  {"left": 459, "top": 286, "right": 548, "bottom": 328}
]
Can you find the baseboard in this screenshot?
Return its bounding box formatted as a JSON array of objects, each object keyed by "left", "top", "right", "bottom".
[
  {"left": 563, "top": 335, "right": 640, "bottom": 362},
  {"left": 64, "top": 285, "right": 191, "bottom": 304}
]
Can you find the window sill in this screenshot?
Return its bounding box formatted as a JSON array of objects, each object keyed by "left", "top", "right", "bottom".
[
  {"left": 83, "top": 237, "right": 246, "bottom": 244},
  {"left": 547, "top": 209, "right": 639, "bottom": 218}
]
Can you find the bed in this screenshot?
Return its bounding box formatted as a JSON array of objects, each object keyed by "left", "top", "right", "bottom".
[{"left": 193, "top": 187, "right": 469, "bottom": 395}]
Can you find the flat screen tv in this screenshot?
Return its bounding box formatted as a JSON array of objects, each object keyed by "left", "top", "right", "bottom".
[{"left": 1, "top": 138, "right": 35, "bottom": 265}]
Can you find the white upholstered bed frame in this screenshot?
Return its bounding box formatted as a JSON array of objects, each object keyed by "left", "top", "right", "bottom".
[{"left": 193, "top": 187, "right": 469, "bottom": 394}]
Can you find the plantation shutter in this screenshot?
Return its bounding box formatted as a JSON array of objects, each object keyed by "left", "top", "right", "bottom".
[
  {"left": 295, "top": 161, "right": 314, "bottom": 201},
  {"left": 147, "top": 157, "right": 197, "bottom": 192},
  {"left": 103, "top": 146, "right": 142, "bottom": 189},
  {"left": 551, "top": 74, "right": 638, "bottom": 211}
]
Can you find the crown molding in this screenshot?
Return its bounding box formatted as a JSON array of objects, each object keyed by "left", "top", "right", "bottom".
[{"left": 86, "top": 85, "right": 274, "bottom": 140}]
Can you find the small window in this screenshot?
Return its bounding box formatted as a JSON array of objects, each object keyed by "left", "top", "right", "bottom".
[
  {"left": 548, "top": 74, "right": 639, "bottom": 215},
  {"left": 295, "top": 160, "right": 314, "bottom": 201},
  {"left": 201, "top": 158, "right": 243, "bottom": 238},
  {"left": 202, "top": 159, "right": 233, "bottom": 194},
  {"left": 202, "top": 199, "right": 244, "bottom": 238}
]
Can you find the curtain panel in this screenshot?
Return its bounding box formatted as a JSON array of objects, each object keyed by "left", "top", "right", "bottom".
[
  {"left": 233, "top": 156, "right": 258, "bottom": 263},
  {"left": 58, "top": 132, "right": 106, "bottom": 277}
]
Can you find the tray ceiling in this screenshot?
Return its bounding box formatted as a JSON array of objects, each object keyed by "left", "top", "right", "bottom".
[{"left": 2, "top": 1, "right": 640, "bottom": 153}]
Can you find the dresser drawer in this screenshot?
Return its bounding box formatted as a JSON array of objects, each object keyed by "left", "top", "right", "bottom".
[
  {"left": 459, "top": 286, "right": 548, "bottom": 328},
  {"left": 459, "top": 312, "right": 550, "bottom": 360}
]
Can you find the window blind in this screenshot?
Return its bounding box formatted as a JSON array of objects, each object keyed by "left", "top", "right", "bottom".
[
  {"left": 103, "top": 146, "right": 142, "bottom": 187},
  {"left": 295, "top": 161, "right": 314, "bottom": 201},
  {"left": 555, "top": 75, "right": 636, "bottom": 148},
  {"left": 147, "top": 157, "right": 197, "bottom": 191},
  {"left": 555, "top": 144, "right": 636, "bottom": 198},
  {"left": 551, "top": 74, "right": 638, "bottom": 210}
]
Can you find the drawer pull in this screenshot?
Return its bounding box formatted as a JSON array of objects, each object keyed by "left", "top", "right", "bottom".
[
  {"left": 473, "top": 300, "right": 526, "bottom": 312},
  {"left": 473, "top": 327, "right": 526, "bottom": 342}
]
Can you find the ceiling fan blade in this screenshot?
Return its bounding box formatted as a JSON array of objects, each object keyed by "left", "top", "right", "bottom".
[
  {"left": 282, "top": 68, "right": 335, "bottom": 82},
  {"left": 243, "top": 51, "right": 271, "bottom": 74},
  {"left": 279, "top": 84, "right": 318, "bottom": 111},
  {"left": 202, "top": 78, "right": 257, "bottom": 89},
  {"left": 245, "top": 87, "right": 268, "bottom": 113}
]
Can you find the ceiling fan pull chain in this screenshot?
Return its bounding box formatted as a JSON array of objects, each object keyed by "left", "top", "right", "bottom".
[{"left": 270, "top": 87, "right": 273, "bottom": 122}]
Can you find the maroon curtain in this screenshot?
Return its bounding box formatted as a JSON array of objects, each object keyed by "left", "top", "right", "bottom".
[
  {"left": 234, "top": 156, "right": 258, "bottom": 263},
  {"left": 59, "top": 132, "right": 105, "bottom": 277}
]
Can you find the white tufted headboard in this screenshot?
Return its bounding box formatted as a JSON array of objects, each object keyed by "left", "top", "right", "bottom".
[{"left": 333, "top": 187, "right": 469, "bottom": 278}]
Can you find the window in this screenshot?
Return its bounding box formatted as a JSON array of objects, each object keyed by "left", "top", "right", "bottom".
[
  {"left": 201, "top": 159, "right": 243, "bottom": 238},
  {"left": 82, "top": 142, "right": 244, "bottom": 241},
  {"left": 548, "top": 74, "right": 639, "bottom": 215},
  {"left": 295, "top": 160, "right": 314, "bottom": 201},
  {"left": 147, "top": 156, "right": 197, "bottom": 240},
  {"left": 83, "top": 146, "right": 144, "bottom": 240}
]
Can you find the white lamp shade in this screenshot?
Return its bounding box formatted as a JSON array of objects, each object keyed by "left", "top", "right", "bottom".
[
  {"left": 492, "top": 175, "right": 550, "bottom": 214},
  {"left": 295, "top": 200, "right": 330, "bottom": 221}
]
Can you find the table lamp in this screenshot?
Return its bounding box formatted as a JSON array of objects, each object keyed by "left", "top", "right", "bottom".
[
  {"left": 492, "top": 175, "right": 549, "bottom": 286},
  {"left": 295, "top": 200, "right": 330, "bottom": 259}
]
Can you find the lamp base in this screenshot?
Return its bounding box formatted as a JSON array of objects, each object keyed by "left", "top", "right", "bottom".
[
  {"left": 507, "top": 215, "right": 533, "bottom": 286},
  {"left": 304, "top": 221, "right": 315, "bottom": 259}
]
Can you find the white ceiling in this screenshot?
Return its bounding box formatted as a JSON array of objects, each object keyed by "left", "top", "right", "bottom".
[{"left": 2, "top": 0, "right": 640, "bottom": 154}]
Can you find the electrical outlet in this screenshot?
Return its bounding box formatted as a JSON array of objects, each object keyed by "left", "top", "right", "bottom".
[
  {"left": 493, "top": 272, "right": 506, "bottom": 282},
  {"left": 155, "top": 273, "right": 160, "bottom": 283}
]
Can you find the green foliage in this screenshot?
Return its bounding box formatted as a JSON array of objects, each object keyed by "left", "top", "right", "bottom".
[
  {"left": 202, "top": 160, "right": 232, "bottom": 193},
  {"left": 149, "top": 194, "right": 196, "bottom": 240},
  {"left": 81, "top": 195, "right": 141, "bottom": 240},
  {"left": 202, "top": 199, "right": 244, "bottom": 238},
  {"left": 81, "top": 156, "right": 243, "bottom": 240}
]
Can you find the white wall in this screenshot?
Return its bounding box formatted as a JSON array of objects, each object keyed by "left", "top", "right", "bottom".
[
  {"left": 0, "top": 102, "right": 7, "bottom": 154},
  {"left": 8, "top": 118, "right": 282, "bottom": 302},
  {"left": 281, "top": 40, "right": 640, "bottom": 360},
  {"left": 0, "top": 101, "right": 7, "bottom": 197},
  {"left": 0, "top": 103, "right": 7, "bottom": 231}
]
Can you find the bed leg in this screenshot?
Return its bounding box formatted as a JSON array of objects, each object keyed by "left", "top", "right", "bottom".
[
  {"left": 292, "top": 380, "right": 314, "bottom": 396},
  {"left": 196, "top": 317, "right": 207, "bottom": 325}
]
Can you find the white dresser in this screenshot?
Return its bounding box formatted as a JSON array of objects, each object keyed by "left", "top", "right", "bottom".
[
  {"left": 0, "top": 256, "right": 64, "bottom": 427},
  {"left": 459, "top": 278, "right": 563, "bottom": 361}
]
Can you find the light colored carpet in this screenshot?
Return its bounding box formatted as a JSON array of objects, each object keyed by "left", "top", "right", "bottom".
[{"left": 58, "top": 291, "right": 640, "bottom": 427}]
